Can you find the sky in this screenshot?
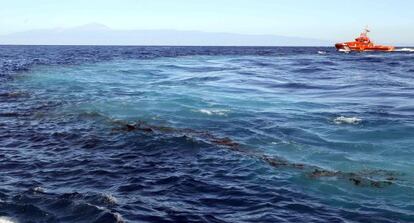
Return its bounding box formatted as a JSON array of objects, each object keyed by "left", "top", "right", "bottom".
[{"left": 0, "top": 0, "right": 413, "bottom": 44}]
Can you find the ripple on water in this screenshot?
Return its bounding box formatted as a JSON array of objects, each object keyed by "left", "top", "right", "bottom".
[{"left": 1, "top": 46, "right": 414, "bottom": 222}]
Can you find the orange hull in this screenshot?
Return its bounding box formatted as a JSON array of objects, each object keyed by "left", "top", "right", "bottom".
[
  {"left": 335, "top": 28, "right": 395, "bottom": 52},
  {"left": 335, "top": 42, "right": 395, "bottom": 52}
]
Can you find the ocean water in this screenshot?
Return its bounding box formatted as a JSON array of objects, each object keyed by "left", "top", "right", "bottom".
[{"left": 0, "top": 46, "right": 413, "bottom": 223}]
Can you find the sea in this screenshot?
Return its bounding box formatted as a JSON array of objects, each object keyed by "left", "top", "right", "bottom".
[{"left": 0, "top": 46, "right": 413, "bottom": 223}]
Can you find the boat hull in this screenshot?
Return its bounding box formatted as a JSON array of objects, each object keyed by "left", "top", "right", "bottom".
[{"left": 335, "top": 42, "right": 395, "bottom": 52}]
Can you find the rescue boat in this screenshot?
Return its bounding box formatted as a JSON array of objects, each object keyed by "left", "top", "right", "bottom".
[{"left": 335, "top": 28, "right": 394, "bottom": 52}]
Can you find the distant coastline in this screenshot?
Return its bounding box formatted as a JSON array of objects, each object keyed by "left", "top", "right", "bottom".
[{"left": 0, "top": 23, "right": 330, "bottom": 46}]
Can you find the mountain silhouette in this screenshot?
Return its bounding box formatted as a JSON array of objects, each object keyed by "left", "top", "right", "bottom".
[{"left": 0, "top": 23, "right": 329, "bottom": 46}]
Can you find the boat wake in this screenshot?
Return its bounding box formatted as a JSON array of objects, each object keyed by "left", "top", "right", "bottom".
[{"left": 395, "top": 48, "right": 414, "bottom": 52}]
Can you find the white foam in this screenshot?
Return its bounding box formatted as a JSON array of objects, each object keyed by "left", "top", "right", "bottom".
[
  {"left": 103, "top": 193, "right": 118, "bottom": 205},
  {"left": 33, "top": 186, "right": 45, "bottom": 193},
  {"left": 317, "top": 51, "right": 327, "bottom": 55},
  {"left": 333, "top": 116, "right": 362, "bottom": 125},
  {"left": 198, "top": 109, "right": 229, "bottom": 116},
  {"left": 113, "top": 213, "right": 124, "bottom": 222},
  {"left": 396, "top": 48, "right": 414, "bottom": 52},
  {"left": 0, "top": 217, "right": 18, "bottom": 223}
]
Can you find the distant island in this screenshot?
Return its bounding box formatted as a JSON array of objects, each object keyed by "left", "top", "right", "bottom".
[{"left": 0, "top": 23, "right": 329, "bottom": 46}]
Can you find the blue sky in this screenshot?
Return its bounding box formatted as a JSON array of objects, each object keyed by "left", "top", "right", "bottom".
[{"left": 1, "top": 0, "right": 413, "bottom": 44}]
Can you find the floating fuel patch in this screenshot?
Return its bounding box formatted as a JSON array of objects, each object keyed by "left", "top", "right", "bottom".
[{"left": 112, "top": 119, "right": 398, "bottom": 188}]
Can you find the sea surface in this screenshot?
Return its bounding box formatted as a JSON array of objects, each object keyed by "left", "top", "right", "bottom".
[{"left": 0, "top": 46, "right": 413, "bottom": 223}]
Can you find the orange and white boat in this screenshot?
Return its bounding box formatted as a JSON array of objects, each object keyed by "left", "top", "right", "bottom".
[{"left": 335, "top": 28, "right": 394, "bottom": 52}]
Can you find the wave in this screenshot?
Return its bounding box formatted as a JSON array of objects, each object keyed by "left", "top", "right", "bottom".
[
  {"left": 292, "top": 67, "right": 326, "bottom": 74},
  {"left": 0, "top": 217, "right": 18, "bottom": 223},
  {"left": 197, "top": 109, "right": 229, "bottom": 116},
  {"left": 0, "top": 189, "right": 124, "bottom": 223},
  {"left": 2, "top": 46, "right": 414, "bottom": 222}
]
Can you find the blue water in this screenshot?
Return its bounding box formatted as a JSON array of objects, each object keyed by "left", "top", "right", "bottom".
[{"left": 1, "top": 46, "right": 413, "bottom": 223}]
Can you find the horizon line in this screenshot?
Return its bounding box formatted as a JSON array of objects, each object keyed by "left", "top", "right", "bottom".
[
  {"left": 1, "top": 44, "right": 412, "bottom": 48},
  {"left": 0, "top": 44, "right": 334, "bottom": 47}
]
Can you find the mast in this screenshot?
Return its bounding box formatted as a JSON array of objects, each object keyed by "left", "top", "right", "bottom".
[{"left": 361, "top": 26, "right": 370, "bottom": 37}]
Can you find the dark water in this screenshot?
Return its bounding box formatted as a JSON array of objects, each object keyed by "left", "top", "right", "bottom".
[{"left": 1, "top": 46, "right": 413, "bottom": 223}]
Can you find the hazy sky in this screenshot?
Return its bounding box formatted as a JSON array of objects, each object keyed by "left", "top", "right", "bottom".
[{"left": 1, "top": 0, "right": 413, "bottom": 44}]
